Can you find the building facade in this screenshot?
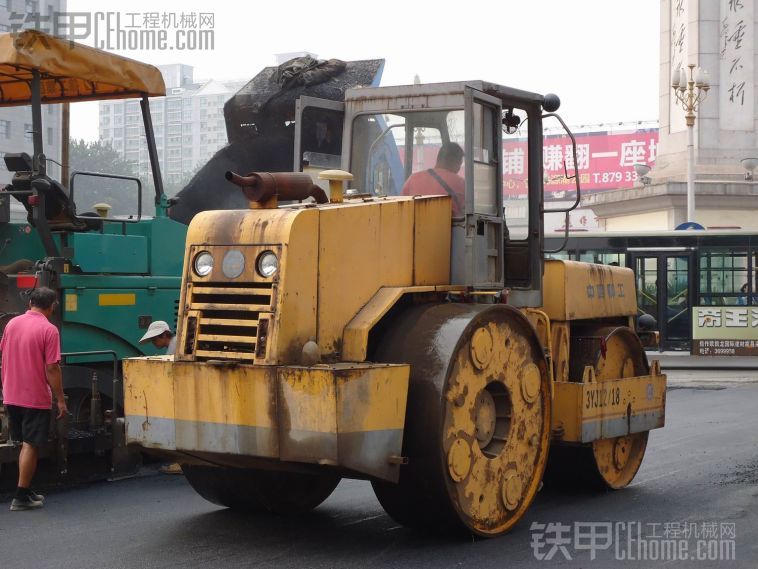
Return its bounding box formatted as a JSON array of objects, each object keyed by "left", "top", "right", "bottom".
[
  {"left": 99, "top": 64, "right": 244, "bottom": 190},
  {"left": 0, "top": 0, "right": 65, "bottom": 184}
]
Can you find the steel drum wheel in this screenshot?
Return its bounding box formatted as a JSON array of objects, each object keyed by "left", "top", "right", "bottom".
[
  {"left": 372, "top": 303, "right": 551, "bottom": 537},
  {"left": 547, "top": 326, "right": 650, "bottom": 490},
  {"left": 183, "top": 465, "right": 340, "bottom": 514},
  {"left": 590, "top": 327, "right": 650, "bottom": 489}
]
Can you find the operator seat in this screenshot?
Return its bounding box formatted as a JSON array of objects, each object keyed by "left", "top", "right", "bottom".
[{"left": 3, "top": 152, "right": 89, "bottom": 231}]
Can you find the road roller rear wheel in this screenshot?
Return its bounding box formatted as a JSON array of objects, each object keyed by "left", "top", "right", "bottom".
[
  {"left": 371, "top": 303, "right": 551, "bottom": 537},
  {"left": 547, "top": 326, "right": 650, "bottom": 490},
  {"left": 183, "top": 465, "right": 340, "bottom": 514}
]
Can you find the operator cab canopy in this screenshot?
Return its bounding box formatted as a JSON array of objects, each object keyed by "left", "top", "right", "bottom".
[
  {"left": 0, "top": 29, "right": 165, "bottom": 106},
  {"left": 341, "top": 80, "right": 558, "bottom": 303}
]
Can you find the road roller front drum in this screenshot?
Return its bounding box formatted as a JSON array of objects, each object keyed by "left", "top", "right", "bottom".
[{"left": 372, "top": 303, "right": 551, "bottom": 537}]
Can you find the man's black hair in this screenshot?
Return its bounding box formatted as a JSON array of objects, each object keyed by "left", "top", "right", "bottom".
[
  {"left": 29, "top": 287, "right": 58, "bottom": 310},
  {"left": 437, "top": 142, "right": 464, "bottom": 166}
]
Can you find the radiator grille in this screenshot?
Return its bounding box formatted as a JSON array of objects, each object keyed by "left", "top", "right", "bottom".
[{"left": 187, "top": 282, "right": 274, "bottom": 361}]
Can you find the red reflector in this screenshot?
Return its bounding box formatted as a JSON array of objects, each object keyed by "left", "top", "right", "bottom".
[
  {"left": 16, "top": 275, "right": 37, "bottom": 289},
  {"left": 28, "top": 195, "right": 39, "bottom": 206}
]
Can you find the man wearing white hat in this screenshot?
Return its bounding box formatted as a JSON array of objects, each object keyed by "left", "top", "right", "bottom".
[
  {"left": 138, "top": 321, "right": 176, "bottom": 356},
  {"left": 138, "top": 320, "right": 180, "bottom": 474}
]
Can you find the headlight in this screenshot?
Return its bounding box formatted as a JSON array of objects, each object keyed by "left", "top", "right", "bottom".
[
  {"left": 194, "top": 251, "right": 214, "bottom": 277},
  {"left": 256, "top": 251, "right": 279, "bottom": 278},
  {"left": 222, "top": 250, "right": 245, "bottom": 279}
]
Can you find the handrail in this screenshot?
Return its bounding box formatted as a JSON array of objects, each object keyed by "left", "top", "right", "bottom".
[
  {"left": 542, "top": 112, "right": 582, "bottom": 255},
  {"left": 61, "top": 350, "right": 121, "bottom": 418}
]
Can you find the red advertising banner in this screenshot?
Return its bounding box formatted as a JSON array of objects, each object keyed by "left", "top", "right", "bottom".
[
  {"left": 401, "top": 128, "right": 659, "bottom": 199},
  {"left": 503, "top": 129, "right": 659, "bottom": 197}
]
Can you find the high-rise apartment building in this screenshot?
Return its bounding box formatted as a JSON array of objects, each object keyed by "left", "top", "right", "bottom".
[{"left": 99, "top": 64, "right": 244, "bottom": 189}]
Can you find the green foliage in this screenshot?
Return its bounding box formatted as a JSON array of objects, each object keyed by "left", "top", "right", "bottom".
[{"left": 66, "top": 139, "right": 205, "bottom": 216}]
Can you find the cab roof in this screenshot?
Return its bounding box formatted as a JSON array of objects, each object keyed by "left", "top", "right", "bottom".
[
  {"left": 345, "top": 80, "right": 546, "bottom": 107},
  {"left": 0, "top": 30, "right": 165, "bottom": 106}
]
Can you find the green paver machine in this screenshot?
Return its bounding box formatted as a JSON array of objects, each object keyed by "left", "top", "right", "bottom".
[{"left": 0, "top": 30, "right": 187, "bottom": 479}]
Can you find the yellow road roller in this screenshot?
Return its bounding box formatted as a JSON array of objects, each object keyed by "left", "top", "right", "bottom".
[{"left": 122, "top": 80, "right": 666, "bottom": 537}]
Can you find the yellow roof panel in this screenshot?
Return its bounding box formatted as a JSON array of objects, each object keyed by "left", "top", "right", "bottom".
[{"left": 0, "top": 30, "right": 165, "bottom": 106}]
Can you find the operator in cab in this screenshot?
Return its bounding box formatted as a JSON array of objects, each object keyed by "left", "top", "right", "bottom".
[{"left": 401, "top": 142, "right": 465, "bottom": 215}]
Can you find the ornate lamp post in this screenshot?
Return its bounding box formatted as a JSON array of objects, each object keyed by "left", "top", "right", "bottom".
[{"left": 671, "top": 64, "right": 710, "bottom": 223}]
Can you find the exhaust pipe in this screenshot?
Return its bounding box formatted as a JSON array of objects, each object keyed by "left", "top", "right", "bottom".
[{"left": 225, "top": 171, "right": 328, "bottom": 208}]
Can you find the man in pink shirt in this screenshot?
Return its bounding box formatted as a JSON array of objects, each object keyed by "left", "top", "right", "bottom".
[
  {"left": 401, "top": 142, "right": 465, "bottom": 214},
  {"left": 1, "top": 287, "right": 67, "bottom": 511}
]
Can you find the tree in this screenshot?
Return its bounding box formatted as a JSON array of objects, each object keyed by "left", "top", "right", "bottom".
[
  {"left": 146, "top": 162, "right": 204, "bottom": 199},
  {"left": 67, "top": 139, "right": 148, "bottom": 216},
  {"left": 173, "top": 163, "right": 205, "bottom": 195}
]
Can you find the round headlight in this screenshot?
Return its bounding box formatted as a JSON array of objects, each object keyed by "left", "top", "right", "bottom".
[
  {"left": 194, "top": 251, "right": 214, "bottom": 277},
  {"left": 222, "top": 250, "right": 245, "bottom": 279},
  {"left": 256, "top": 251, "right": 279, "bottom": 278}
]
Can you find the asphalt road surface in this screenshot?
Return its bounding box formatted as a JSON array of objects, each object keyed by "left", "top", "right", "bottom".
[{"left": 0, "top": 369, "right": 756, "bottom": 569}]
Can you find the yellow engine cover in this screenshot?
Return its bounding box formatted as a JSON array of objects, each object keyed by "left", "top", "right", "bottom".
[
  {"left": 541, "top": 260, "right": 637, "bottom": 321},
  {"left": 176, "top": 195, "right": 451, "bottom": 365}
]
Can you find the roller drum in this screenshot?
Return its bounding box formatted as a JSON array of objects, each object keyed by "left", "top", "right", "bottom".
[{"left": 372, "top": 302, "right": 551, "bottom": 537}]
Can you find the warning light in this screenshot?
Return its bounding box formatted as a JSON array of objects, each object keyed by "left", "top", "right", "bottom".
[{"left": 28, "top": 195, "right": 39, "bottom": 206}]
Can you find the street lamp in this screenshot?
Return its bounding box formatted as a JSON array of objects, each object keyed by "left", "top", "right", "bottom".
[
  {"left": 740, "top": 157, "right": 758, "bottom": 181},
  {"left": 634, "top": 163, "right": 651, "bottom": 185},
  {"left": 671, "top": 64, "right": 709, "bottom": 223}
]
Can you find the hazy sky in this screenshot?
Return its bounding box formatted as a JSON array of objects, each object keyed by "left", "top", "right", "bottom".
[{"left": 68, "top": 0, "right": 661, "bottom": 140}]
